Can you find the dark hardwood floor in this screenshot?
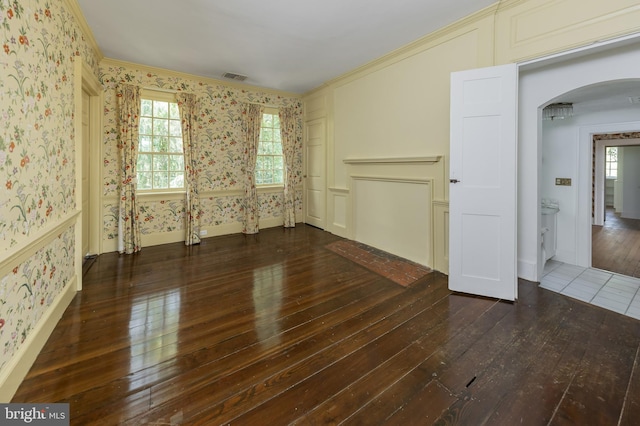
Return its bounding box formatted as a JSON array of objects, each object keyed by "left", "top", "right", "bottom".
[
  {"left": 593, "top": 208, "right": 640, "bottom": 277},
  {"left": 13, "top": 225, "right": 640, "bottom": 425}
]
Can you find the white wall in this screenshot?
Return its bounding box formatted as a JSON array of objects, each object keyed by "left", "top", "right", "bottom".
[
  {"left": 519, "top": 41, "right": 640, "bottom": 281},
  {"left": 622, "top": 146, "right": 640, "bottom": 219}
]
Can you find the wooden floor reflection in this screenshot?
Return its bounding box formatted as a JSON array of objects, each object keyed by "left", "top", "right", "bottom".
[{"left": 12, "top": 225, "right": 640, "bottom": 425}]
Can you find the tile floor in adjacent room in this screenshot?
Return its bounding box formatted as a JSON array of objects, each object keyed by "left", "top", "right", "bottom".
[{"left": 541, "top": 260, "right": 640, "bottom": 320}]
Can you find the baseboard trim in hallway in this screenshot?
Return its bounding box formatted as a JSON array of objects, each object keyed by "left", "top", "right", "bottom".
[{"left": 541, "top": 260, "right": 640, "bottom": 320}]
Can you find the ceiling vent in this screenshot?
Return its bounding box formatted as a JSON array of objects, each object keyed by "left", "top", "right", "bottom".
[
  {"left": 222, "top": 72, "right": 248, "bottom": 82},
  {"left": 629, "top": 96, "right": 640, "bottom": 104}
]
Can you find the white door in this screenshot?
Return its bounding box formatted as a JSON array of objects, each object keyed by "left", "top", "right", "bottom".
[
  {"left": 304, "top": 118, "right": 326, "bottom": 229},
  {"left": 449, "top": 64, "right": 518, "bottom": 300}
]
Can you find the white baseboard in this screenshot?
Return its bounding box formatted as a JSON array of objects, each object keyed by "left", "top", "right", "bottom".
[
  {"left": 0, "top": 276, "right": 78, "bottom": 402},
  {"left": 518, "top": 259, "right": 537, "bottom": 282}
]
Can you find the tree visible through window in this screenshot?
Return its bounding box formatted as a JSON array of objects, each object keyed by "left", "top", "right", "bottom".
[
  {"left": 256, "top": 111, "right": 284, "bottom": 185},
  {"left": 137, "top": 97, "right": 184, "bottom": 190},
  {"left": 606, "top": 146, "right": 618, "bottom": 178}
]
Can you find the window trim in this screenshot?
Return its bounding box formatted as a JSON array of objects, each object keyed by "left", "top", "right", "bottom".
[
  {"left": 256, "top": 107, "right": 284, "bottom": 187},
  {"left": 137, "top": 89, "right": 186, "bottom": 193}
]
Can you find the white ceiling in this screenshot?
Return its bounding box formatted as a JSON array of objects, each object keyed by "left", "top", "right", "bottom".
[{"left": 76, "top": 0, "right": 495, "bottom": 93}]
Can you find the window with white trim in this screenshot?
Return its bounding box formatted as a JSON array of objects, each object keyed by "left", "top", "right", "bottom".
[
  {"left": 137, "top": 91, "right": 184, "bottom": 191},
  {"left": 256, "top": 109, "right": 284, "bottom": 185},
  {"left": 605, "top": 146, "right": 618, "bottom": 178}
]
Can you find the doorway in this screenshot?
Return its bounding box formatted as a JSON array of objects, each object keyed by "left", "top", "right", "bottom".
[{"left": 519, "top": 39, "right": 640, "bottom": 283}]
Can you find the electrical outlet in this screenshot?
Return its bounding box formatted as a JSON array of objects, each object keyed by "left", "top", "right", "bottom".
[
  {"left": 555, "top": 178, "right": 572, "bottom": 186},
  {"left": 200, "top": 230, "right": 208, "bottom": 236}
]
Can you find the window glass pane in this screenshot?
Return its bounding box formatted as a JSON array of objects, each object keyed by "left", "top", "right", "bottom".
[
  {"left": 169, "top": 137, "right": 183, "bottom": 153},
  {"left": 137, "top": 154, "right": 152, "bottom": 171},
  {"left": 153, "top": 172, "right": 169, "bottom": 189},
  {"left": 272, "top": 114, "right": 280, "bottom": 128},
  {"left": 169, "top": 172, "right": 184, "bottom": 188},
  {"left": 139, "top": 136, "right": 152, "bottom": 152},
  {"left": 154, "top": 101, "right": 169, "bottom": 118},
  {"left": 169, "top": 156, "right": 184, "bottom": 171},
  {"left": 274, "top": 169, "right": 284, "bottom": 184},
  {"left": 139, "top": 117, "right": 152, "bottom": 135},
  {"left": 263, "top": 156, "right": 273, "bottom": 169},
  {"left": 153, "top": 118, "right": 169, "bottom": 136},
  {"left": 138, "top": 172, "right": 152, "bottom": 190},
  {"left": 274, "top": 129, "right": 282, "bottom": 142},
  {"left": 261, "top": 128, "right": 273, "bottom": 142},
  {"left": 263, "top": 114, "right": 273, "bottom": 127},
  {"left": 141, "top": 100, "right": 153, "bottom": 117},
  {"left": 274, "top": 156, "right": 283, "bottom": 169},
  {"left": 154, "top": 154, "right": 169, "bottom": 171},
  {"left": 169, "top": 103, "right": 180, "bottom": 119},
  {"left": 169, "top": 120, "right": 182, "bottom": 137},
  {"left": 258, "top": 142, "right": 268, "bottom": 155},
  {"left": 274, "top": 143, "right": 283, "bottom": 155},
  {"left": 263, "top": 170, "right": 273, "bottom": 184},
  {"left": 153, "top": 136, "right": 169, "bottom": 152}
]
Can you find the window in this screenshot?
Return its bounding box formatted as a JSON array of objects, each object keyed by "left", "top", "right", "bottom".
[
  {"left": 137, "top": 93, "right": 184, "bottom": 191},
  {"left": 605, "top": 146, "right": 618, "bottom": 178},
  {"left": 256, "top": 110, "right": 284, "bottom": 185}
]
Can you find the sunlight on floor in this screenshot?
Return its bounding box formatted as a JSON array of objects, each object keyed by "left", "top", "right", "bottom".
[{"left": 541, "top": 260, "right": 640, "bottom": 320}]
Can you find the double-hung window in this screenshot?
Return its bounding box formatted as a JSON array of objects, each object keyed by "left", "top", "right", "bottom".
[
  {"left": 256, "top": 109, "right": 284, "bottom": 185},
  {"left": 137, "top": 91, "right": 185, "bottom": 191},
  {"left": 605, "top": 146, "right": 618, "bottom": 178}
]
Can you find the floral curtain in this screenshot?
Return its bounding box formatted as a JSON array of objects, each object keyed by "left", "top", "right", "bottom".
[
  {"left": 279, "top": 107, "right": 297, "bottom": 228},
  {"left": 177, "top": 93, "right": 201, "bottom": 245},
  {"left": 241, "top": 103, "right": 263, "bottom": 234},
  {"left": 116, "top": 84, "right": 142, "bottom": 254}
]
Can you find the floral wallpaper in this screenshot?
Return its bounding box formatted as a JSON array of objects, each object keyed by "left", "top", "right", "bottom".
[
  {"left": 0, "top": 228, "right": 75, "bottom": 371},
  {"left": 0, "top": 0, "right": 99, "bottom": 379},
  {"left": 100, "top": 63, "right": 304, "bottom": 241}
]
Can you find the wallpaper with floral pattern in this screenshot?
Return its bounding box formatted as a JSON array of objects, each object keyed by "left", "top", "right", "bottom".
[
  {"left": 99, "top": 63, "right": 304, "bottom": 241},
  {"left": 0, "top": 228, "right": 75, "bottom": 371},
  {"left": 0, "top": 0, "right": 99, "bottom": 377}
]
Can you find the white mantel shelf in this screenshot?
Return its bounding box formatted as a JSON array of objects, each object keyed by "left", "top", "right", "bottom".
[{"left": 343, "top": 156, "right": 442, "bottom": 165}]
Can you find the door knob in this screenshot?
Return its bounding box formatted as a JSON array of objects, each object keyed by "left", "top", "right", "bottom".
[{"left": 450, "top": 179, "right": 460, "bottom": 183}]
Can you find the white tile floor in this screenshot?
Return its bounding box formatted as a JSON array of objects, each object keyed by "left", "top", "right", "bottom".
[{"left": 541, "top": 260, "right": 640, "bottom": 320}]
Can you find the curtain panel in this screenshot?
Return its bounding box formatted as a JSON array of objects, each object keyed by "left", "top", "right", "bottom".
[
  {"left": 241, "top": 103, "right": 263, "bottom": 234},
  {"left": 116, "top": 84, "right": 142, "bottom": 254},
  {"left": 279, "top": 107, "right": 297, "bottom": 228},
  {"left": 177, "top": 92, "right": 202, "bottom": 245}
]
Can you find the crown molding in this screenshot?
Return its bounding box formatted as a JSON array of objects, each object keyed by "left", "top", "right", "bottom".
[
  {"left": 63, "top": 0, "right": 104, "bottom": 62},
  {"left": 101, "top": 57, "right": 302, "bottom": 99}
]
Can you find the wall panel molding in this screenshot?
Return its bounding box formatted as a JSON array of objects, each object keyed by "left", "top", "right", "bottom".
[{"left": 495, "top": 0, "right": 640, "bottom": 64}]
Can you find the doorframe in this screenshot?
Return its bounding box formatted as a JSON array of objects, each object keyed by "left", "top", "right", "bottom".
[
  {"left": 517, "top": 33, "right": 640, "bottom": 282},
  {"left": 74, "top": 59, "right": 103, "bottom": 290},
  {"left": 578, "top": 125, "right": 640, "bottom": 268},
  {"left": 593, "top": 136, "right": 640, "bottom": 226}
]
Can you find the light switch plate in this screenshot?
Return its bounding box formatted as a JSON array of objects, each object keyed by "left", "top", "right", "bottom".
[{"left": 555, "top": 178, "right": 571, "bottom": 186}]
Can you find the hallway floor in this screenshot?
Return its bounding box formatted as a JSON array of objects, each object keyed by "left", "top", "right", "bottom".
[{"left": 541, "top": 260, "right": 640, "bottom": 320}]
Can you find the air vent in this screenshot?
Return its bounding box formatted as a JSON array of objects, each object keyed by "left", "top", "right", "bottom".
[
  {"left": 629, "top": 96, "right": 640, "bottom": 104},
  {"left": 222, "top": 72, "right": 248, "bottom": 82}
]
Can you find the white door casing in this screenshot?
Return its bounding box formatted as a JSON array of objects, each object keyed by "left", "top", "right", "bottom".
[
  {"left": 82, "top": 89, "right": 91, "bottom": 258},
  {"left": 304, "top": 118, "right": 326, "bottom": 229},
  {"left": 449, "top": 64, "right": 518, "bottom": 301}
]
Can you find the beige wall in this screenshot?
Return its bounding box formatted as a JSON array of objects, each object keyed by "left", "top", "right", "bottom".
[{"left": 304, "top": 0, "right": 640, "bottom": 274}]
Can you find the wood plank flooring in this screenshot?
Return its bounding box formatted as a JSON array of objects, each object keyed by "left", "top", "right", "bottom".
[
  {"left": 593, "top": 208, "right": 640, "bottom": 277},
  {"left": 12, "top": 225, "right": 640, "bottom": 425}
]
